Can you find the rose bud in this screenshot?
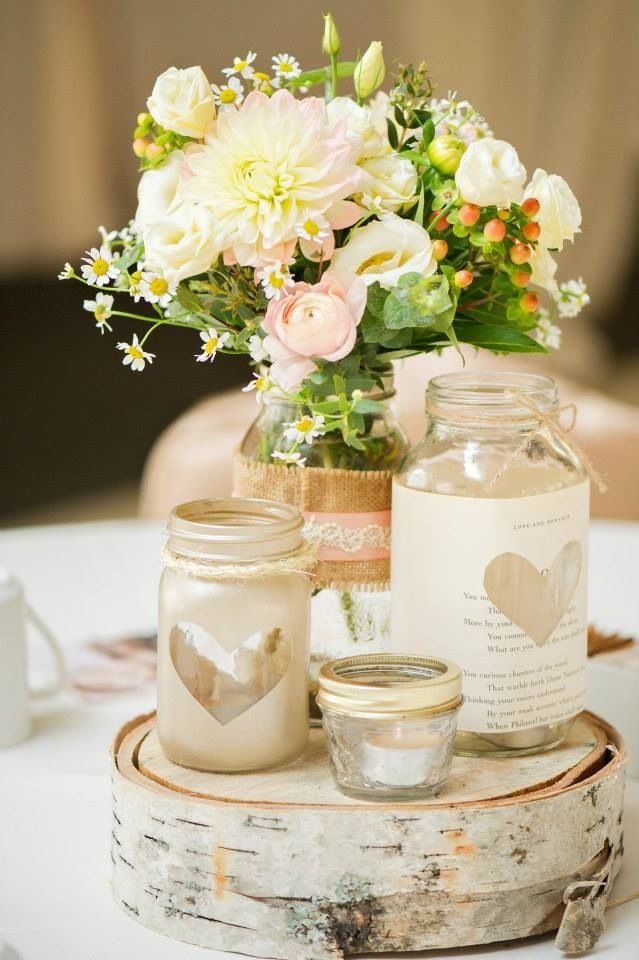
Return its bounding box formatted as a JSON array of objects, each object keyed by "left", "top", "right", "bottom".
[
  {"left": 458, "top": 203, "right": 480, "bottom": 227},
  {"left": 432, "top": 239, "right": 448, "bottom": 260},
  {"left": 484, "top": 218, "right": 506, "bottom": 242},
  {"left": 427, "top": 135, "right": 466, "bottom": 175},
  {"left": 521, "top": 197, "right": 540, "bottom": 218},
  {"left": 353, "top": 41, "right": 385, "bottom": 100},
  {"left": 510, "top": 243, "right": 532, "bottom": 265},
  {"left": 520, "top": 291, "right": 539, "bottom": 312},
  {"left": 454, "top": 269, "right": 474, "bottom": 288},
  {"left": 322, "top": 12, "right": 341, "bottom": 56},
  {"left": 522, "top": 221, "right": 541, "bottom": 242}
]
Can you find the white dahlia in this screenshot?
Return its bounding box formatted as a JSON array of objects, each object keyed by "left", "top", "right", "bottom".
[{"left": 180, "top": 89, "right": 362, "bottom": 266}]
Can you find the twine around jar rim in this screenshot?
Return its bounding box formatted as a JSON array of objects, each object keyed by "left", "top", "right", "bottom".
[
  {"left": 427, "top": 391, "right": 607, "bottom": 494},
  {"left": 161, "top": 541, "right": 317, "bottom": 582}
]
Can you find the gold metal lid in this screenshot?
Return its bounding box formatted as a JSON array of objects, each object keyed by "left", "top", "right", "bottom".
[{"left": 317, "top": 654, "right": 463, "bottom": 719}]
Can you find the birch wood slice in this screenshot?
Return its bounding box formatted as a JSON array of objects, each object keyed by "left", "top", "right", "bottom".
[{"left": 112, "top": 711, "right": 625, "bottom": 960}]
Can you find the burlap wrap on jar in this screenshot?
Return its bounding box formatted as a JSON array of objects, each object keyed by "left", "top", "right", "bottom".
[{"left": 233, "top": 451, "right": 392, "bottom": 591}]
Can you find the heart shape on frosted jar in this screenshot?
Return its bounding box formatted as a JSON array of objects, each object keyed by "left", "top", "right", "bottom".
[{"left": 169, "top": 621, "right": 291, "bottom": 725}]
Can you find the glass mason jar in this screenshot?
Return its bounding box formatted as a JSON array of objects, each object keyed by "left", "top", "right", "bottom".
[
  {"left": 239, "top": 374, "right": 408, "bottom": 719},
  {"left": 391, "top": 372, "right": 589, "bottom": 757},
  {"left": 317, "top": 653, "right": 462, "bottom": 800},
  {"left": 158, "top": 498, "right": 311, "bottom": 772}
]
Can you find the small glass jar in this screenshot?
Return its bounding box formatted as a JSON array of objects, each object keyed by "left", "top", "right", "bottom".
[
  {"left": 317, "top": 654, "right": 462, "bottom": 800},
  {"left": 238, "top": 373, "right": 409, "bottom": 721},
  {"left": 158, "top": 498, "right": 311, "bottom": 772},
  {"left": 391, "top": 372, "right": 589, "bottom": 757}
]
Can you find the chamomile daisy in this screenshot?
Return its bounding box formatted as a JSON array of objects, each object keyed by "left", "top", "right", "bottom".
[
  {"left": 222, "top": 52, "right": 256, "bottom": 80},
  {"left": 283, "top": 414, "right": 325, "bottom": 444},
  {"left": 271, "top": 54, "right": 302, "bottom": 85},
  {"left": 140, "top": 270, "right": 176, "bottom": 308},
  {"left": 195, "top": 329, "right": 231, "bottom": 363},
  {"left": 58, "top": 262, "right": 74, "bottom": 280},
  {"left": 211, "top": 77, "right": 244, "bottom": 111},
  {"left": 116, "top": 333, "right": 155, "bottom": 372},
  {"left": 248, "top": 334, "right": 268, "bottom": 363},
  {"left": 296, "top": 213, "right": 330, "bottom": 245},
  {"left": 242, "top": 372, "right": 271, "bottom": 396},
  {"left": 83, "top": 292, "right": 114, "bottom": 334},
  {"left": 255, "top": 262, "right": 294, "bottom": 301},
  {"left": 271, "top": 450, "right": 307, "bottom": 467},
  {"left": 80, "top": 245, "right": 119, "bottom": 287}
]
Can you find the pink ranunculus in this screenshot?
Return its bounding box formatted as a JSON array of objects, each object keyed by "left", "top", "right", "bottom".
[{"left": 262, "top": 272, "right": 367, "bottom": 391}]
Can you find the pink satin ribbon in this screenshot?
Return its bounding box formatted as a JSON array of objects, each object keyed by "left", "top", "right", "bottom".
[{"left": 303, "top": 510, "right": 391, "bottom": 561}]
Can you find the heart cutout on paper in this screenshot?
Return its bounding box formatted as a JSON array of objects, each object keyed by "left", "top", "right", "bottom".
[
  {"left": 483, "top": 540, "right": 582, "bottom": 647},
  {"left": 169, "top": 622, "right": 290, "bottom": 725}
]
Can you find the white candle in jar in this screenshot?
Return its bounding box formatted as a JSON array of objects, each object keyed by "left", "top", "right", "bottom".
[{"left": 359, "top": 727, "right": 446, "bottom": 787}]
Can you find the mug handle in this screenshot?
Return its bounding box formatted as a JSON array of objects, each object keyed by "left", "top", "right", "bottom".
[{"left": 26, "top": 604, "right": 67, "bottom": 699}]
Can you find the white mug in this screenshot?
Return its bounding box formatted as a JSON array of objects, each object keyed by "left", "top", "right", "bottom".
[{"left": 0, "top": 569, "right": 66, "bottom": 748}]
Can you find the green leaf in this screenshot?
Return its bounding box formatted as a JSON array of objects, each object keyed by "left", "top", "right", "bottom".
[
  {"left": 365, "top": 282, "right": 387, "bottom": 319},
  {"left": 386, "top": 118, "right": 399, "bottom": 150},
  {"left": 454, "top": 321, "right": 547, "bottom": 353},
  {"left": 289, "top": 61, "right": 356, "bottom": 88},
  {"left": 420, "top": 118, "right": 435, "bottom": 147},
  {"left": 383, "top": 273, "right": 453, "bottom": 330},
  {"left": 177, "top": 285, "right": 203, "bottom": 314}
]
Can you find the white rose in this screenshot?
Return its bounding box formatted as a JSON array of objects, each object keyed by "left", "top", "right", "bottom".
[
  {"left": 524, "top": 168, "right": 582, "bottom": 251},
  {"left": 331, "top": 213, "right": 437, "bottom": 290},
  {"left": 135, "top": 149, "right": 187, "bottom": 231},
  {"left": 143, "top": 204, "right": 221, "bottom": 285},
  {"left": 529, "top": 244, "right": 559, "bottom": 293},
  {"left": 455, "top": 137, "right": 526, "bottom": 207},
  {"left": 147, "top": 66, "right": 215, "bottom": 139},
  {"left": 326, "top": 96, "right": 387, "bottom": 159},
  {"left": 358, "top": 153, "right": 418, "bottom": 212}
]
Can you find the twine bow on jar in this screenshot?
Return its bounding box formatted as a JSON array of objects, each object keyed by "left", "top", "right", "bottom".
[{"left": 487, "top": 393, "right": 608, "bottom": 494}]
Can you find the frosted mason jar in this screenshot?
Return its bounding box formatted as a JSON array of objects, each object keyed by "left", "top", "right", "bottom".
[
  {"left": 158, "top": 498, "right": 312, "bottom": 772},
  {"left": 391, "top": 373, "right": 589, "bottom": 757}
]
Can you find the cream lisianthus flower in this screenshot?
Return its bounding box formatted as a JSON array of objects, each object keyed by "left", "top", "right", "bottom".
[
  {"left": 455, "top": 137, "right": 526, "bottom": 207},
  {"left": 529, "top": 244, "right": 559, "bottom": 294},
  {"left": 331, "top": 214, "right": 437, "bottom": 290},
  {"left": 357, "top": 153, "right": 418, "bottom": 213},
  {"left": 524, "top": 169, "right": 582, "bottom": 251},
  {"left": 142, "top": 204, "right": 221, "bottom": 286},
  {"left": 147, "top": 66, "right": 216, "bottom": 139},
  {"left": 326, "top": 96, "right": 388, "bottom": 159},
  {"left": 180, "top": 89, "right": 362, "bottom": 266},
  {"left": 135, "top": 149, "right": 187, "bottom": 232}
]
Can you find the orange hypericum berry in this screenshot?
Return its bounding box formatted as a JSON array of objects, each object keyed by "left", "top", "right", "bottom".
[
  {"left": 430, "top": 211, "right": 450, "bottom": 231},
  {"left": 512, "top": 270, "right": 531, "bottom": 288},
  {"left": 458, "top": 203, "right": 480, "bottom": 227},
  {"left": 483, "top": 219, "right": 506, "bottom": 242},
  {"left": 522, "top": 221, "right": 541, "bottom": 242},
  {"left": 133, "top": 138, "right": 148, "bottom": 157},
  {"left": 497, "top": 208, "right": 511, "bottom": 220},
  {"left": 520, "top": 291, "right": 539, "bottom": 312},
  {"left": 454, "top": 269, "right": 474, "bottom": 288},
  {"left": 145, "top": 143, "right": 165, "bottom": 159},
  {"left": 521, "top": 197, "right": 540, "bottom": 218},
  {"left": 510, "top": 243, "right": 532, "bottom": 265},
  {"left": 432, "top": 239, "right": 449, "bottom": 260}
]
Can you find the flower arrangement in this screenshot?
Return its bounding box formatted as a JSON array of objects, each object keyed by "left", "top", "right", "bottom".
[{"left": 60, "top": 13, "right": 588, "bottom": 467}]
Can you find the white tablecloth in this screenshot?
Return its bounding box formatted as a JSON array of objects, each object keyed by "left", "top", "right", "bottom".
[{"left": 0, "top": 519, "right": 637, "bottom": 960}]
